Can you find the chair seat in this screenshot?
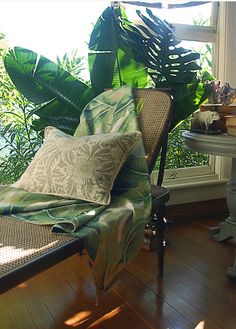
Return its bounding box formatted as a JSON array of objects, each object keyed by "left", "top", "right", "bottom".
[
  {"left": 0, "top": 215, "right": 84, "bottom": 294},
  {"left": 151, "top": 185, "right": 170, "bottom": 207}
]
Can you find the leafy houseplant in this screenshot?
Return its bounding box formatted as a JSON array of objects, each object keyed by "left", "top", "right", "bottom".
[
  {"left": 3, "top": 6, "right": 148, "bottom": 136},
  {"left": 4, "top": 47, "right": 94, "bottom": 135},
  {"left": 0, "top": 38, "right": 91, "bottom": 183},
  {"left": 3, "top": 5, "right": 212, "bottom": 137},
  {"left": 120, "top": 8, "right": 213, "bottom": 129}
]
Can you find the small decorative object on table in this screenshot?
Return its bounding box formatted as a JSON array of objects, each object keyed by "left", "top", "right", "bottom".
[
  {"left": 191, "top": 81, "right": 236, "bottom": 135},
  {"left": 225, "top": 115, "right": 236, "bottom": 136}
]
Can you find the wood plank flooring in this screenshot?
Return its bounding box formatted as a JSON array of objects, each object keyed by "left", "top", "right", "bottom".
[{"left": 1, "top": 217, "right": 236, "bottom": 329}]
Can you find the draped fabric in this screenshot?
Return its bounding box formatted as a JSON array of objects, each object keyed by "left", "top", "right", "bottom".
[{"left": 0, "top": 86, "right": 152, "bottom": 296}]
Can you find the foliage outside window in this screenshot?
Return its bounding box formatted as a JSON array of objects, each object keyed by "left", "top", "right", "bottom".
[
  {"left": 161, "top": 5, "right": 217, "bottom": 170},
  {"left": 0, "top": 37, "right": 87, "bottom": 184},
  {"left": 166, "top": 40, "right": 213, "bottom": 169},
  {"left": 0, "top": 36, "right": 42, "bottom": 184}
]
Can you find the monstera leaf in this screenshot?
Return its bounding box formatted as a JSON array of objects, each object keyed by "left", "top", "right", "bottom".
[
  {"left": 88, "top": 6, "right": 148, "bottom": 95},
  {"left": 120, "top": 8, "right": 213, "bottom": 128},
  {"left": 122, "top": 8, "right": 201, "bottom": 88},
  {"left": 4, "top": 47, "right": 94, "bottom": 134}
]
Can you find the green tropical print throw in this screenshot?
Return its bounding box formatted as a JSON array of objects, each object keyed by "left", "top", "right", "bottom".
[{"left": 0, "top": 86, "right": 152, "bottom": 296}]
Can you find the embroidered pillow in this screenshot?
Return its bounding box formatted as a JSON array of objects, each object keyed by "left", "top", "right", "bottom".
[{"left": 12, "top": 127, "right": 141, "bottom": 205}]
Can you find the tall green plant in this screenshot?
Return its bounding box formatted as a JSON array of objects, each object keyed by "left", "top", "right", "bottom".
[
  {"left": 56, "top": 50, "right": 86, "bottom": 80},
  {"left": 3, "top": 5, "right": 213, "bottom": 136},
  {"left": 3, "top": 6, "right": 148, "bottom": 135},
  {"left": 4, "top": 47, "right": 94, "bottom": 135},
  {"left": 0, "top": 38, "right": 42, "bottom": 183},
  {"left": 1, "top": 36, "right": 95, "bottom": 184},
  {"left": 88, "top": 6, "right": 148, "bottom": 95},
  {"left": 0, "top": 102, "right": 43, "bottom": 184},
  {"left": 121, "top": 8, "right": 213, "bottom": 129},
  {"left": 122, "top": 9, "right": 201, "bottom": 87}
]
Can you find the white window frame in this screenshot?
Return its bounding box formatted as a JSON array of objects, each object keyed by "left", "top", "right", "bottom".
[{"left": 162, "top": 2, "right": 219, "bottom": 182}]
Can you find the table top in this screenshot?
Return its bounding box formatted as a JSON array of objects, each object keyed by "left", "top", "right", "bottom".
[{"left": 182, "top": 131, "right": 236, "bottom": 158}]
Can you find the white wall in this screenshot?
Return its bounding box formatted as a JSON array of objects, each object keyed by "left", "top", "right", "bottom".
[{"left": 217, "top": 2, "right": 236, "bottom": 86}]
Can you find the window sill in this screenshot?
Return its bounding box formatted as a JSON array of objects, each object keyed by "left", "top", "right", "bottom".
[
  {"left": 151, "top": 172, "right": 228, "bottom": 205},
  {"left": 164, "top": 175, "right": 228, "bottom": 190}
]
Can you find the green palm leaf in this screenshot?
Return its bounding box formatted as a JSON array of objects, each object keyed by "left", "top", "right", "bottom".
[
  {"left": 123, "top": 8, "right": 201, "bottom": 88},
  {"left": 88, "top": 7, "right": 148, "bottom": 95},
  {"left": 4, "top": 47, "right": 94, "bottom": 134},
  {"left": 32, "top": 99, "right": 83, "bottom": 135},
  {"left": 121, "top": 8, "right": 212, "bottom": 128}
]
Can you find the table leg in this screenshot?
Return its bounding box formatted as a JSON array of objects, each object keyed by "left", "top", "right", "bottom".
[
  {"left": 209, "top": 158, "right": 236, "bottom": 278},
  {"left": 227, "top": 157, "right": 236, "bottom": 221},
  {"left": 227, "top": 246, "right": 236, "bottom": 278}
]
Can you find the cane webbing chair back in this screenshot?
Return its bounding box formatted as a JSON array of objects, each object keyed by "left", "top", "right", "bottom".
[
  {"left": 133, "top": 88, "right": 172, "bottom": 179},
  {"left": 133, "top": 88, "right": 173, "bottom": 276}
]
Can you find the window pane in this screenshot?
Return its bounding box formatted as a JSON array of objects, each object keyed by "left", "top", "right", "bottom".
[
  {"left": 181, "top": 41, "right": 213, "bottom": 73},
  {"left": 164, "top": 40, "right": 213, "bottom": 169},
  {"left": 166, "top": 119, "right": 209, "bottom": 170},
  {"left": 125, "top": 2, "right": 213, "bottom": 26},
  {"left": 156, "top": 2, "right": 213, "bottom": 26}
]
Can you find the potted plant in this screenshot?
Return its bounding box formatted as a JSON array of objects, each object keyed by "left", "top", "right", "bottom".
[
  {"left": 120, "top": 8, "right": 213, "bottom": 129},
  {"left": 3, "top": 4, "right": 212, "bottom": 135}
]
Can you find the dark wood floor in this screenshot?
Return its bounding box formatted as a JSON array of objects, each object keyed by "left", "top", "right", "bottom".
[{"left": 1, "top": 217, "right": 236, "bottom": 329}]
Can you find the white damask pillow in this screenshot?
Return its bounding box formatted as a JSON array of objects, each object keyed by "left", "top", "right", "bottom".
[{"left": 12, "top": 127, "right": 141, "bottom": 205}]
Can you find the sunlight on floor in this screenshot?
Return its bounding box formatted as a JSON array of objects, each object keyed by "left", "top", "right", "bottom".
[
  {"left": 87, "top": 306, "right": 123, "bottom": 328},
  {"left": 195, "top": 320, "right": 205, "bottom": 329},
  {"left": 64, "top": 310, "right": 92, "bottom": 327},
  {"left": 64, "top": 306, "right": 123, "bottom": 327}
]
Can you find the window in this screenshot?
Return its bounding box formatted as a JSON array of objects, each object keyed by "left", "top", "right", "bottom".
[
  {"left": 123, "top": 2, "right": 228, "bottom": 202},
  {"left": 125, "top": 1, "right": 219, "bottom": 183},
  {"left": 163, "top": 2, "right": 219, "bottom": 183}
]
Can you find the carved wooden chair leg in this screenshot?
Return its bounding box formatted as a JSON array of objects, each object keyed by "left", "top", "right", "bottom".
[{"left": 153, "top": 204, "right": 168, "bottom": 277}]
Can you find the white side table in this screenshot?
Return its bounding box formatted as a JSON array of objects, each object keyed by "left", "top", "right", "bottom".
[{"left": 182, "top": 131, "right": 236, "bottom": 278}]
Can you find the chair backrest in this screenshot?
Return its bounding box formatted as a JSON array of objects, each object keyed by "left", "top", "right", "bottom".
[{"left": 132, "top": 88, "right": 173, "bottom": 185}]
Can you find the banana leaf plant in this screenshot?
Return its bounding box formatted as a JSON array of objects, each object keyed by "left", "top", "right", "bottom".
[
  {"left": 4, "top": 47, "right": 94, "bottom": 135},
  {"left": 120, "top": 8, "right": 213, "bottom": 129},
  {"left": 4, "top": 6, "right": 147, "bottom": 135},
  {"left": 4, "top": 5, "right": 212, "bottom": 134},
  {"left": 88, "top": 6, "right": 147, "bottom": 95}
]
